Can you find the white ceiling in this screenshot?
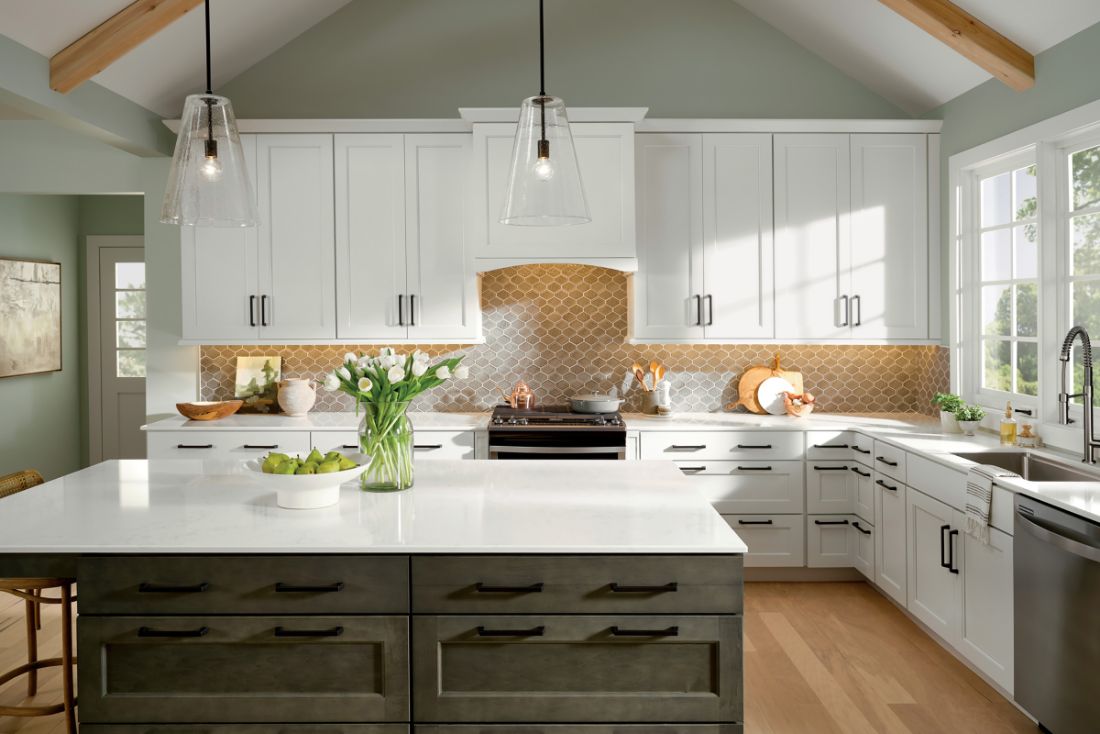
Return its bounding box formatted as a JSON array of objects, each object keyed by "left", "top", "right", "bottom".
[
  {"left": 737, "top": 0, "right": 1100, "bottom": 115},
  {"left": 0, "top": 0, "right": 350, "bottom": 116}
]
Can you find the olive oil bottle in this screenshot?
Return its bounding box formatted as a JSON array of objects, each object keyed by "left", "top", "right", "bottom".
[{"left": 1000, "top": 402, "right": 1017, "bottom": 446}]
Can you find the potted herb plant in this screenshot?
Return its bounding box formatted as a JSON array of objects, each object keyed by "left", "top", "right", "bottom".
[
  {"left": 954, "top": 403, "right": 986, "bottom": 436},
  {"left": 932, "top": 392, "right": 964, "bottom": 433},
  {"left": 323, "top": 349, "right": 468, "bottom": 492}
]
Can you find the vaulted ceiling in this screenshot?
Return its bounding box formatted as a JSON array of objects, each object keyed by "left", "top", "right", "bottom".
[{"left": 0, "top": 0, "right": 1098, "bottom": 118}]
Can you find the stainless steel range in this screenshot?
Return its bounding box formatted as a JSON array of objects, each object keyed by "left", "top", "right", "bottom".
[{"left": 488, "top": 405, "right": 626, "bottom": 460}]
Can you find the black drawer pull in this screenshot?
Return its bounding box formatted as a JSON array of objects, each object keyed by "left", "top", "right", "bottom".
[
  {"left": 341, "top": 444, "right": 359, "bottom": 449},
  {"left": 814, "top": 519, "right": 850, "bottom": 526},
  {"left": 738, "top": 519, "right": 774, "bottom": 525},
  {"left": 813, "top": 465, "right": 850, "bottom": 471},
  {"left": 853, "top": 521, "right": 872, "bottom": 535},
  {"left": 679, "top": 465, "right": 707, "bottom": 472},
  {"left": 876, "top": 479, "right": 899, "bottom": 492},
  {"left": 813, "top": 443, "right": 849, "bottom": 449},
  {"left": 609, "top": 582, "right": 678, "bottom": 593},
  {"left": 477, "top": 625, "right": 545, "bottom": 637},
  {"left": 414, "top": 444, "right": 445, "bottom": 450},
  {"left": 851, "top": 467, "right": 871, "bottom": 477},
  {"left": 475, "top": 582, "right": 544, "bottom": 594},
  {"left": 138, "top": 582, "right": 209, "bottom": 594},
  {"left": 274, "top": 582, "right": 345, "bottom": 593},
  {"left": 876, "top": 456, "right": 899, "bottom": 467},
  {"left": 138, "top": 626, "right": 209, "bottom": 638},
  {"left": 737, "top": 444, "right": 773, "bottom": 449},
  {"left": 736, "top": 465, "right": 773, "bottom": 471},
  {"left": 610, "top": 625, "right": 679, "bottom": 637},
  {"left": 244, "top": 444, "right": 279, "bottom": 450},
  {"left": 176, "top": 443, "right": 213, "bottom": 449},
  {"left": 853, "top": 446, "right": 871, "bottom": 454},
  {"left": 274, "top": 626, "right": 343, "bottom": 638},
  {"left": 670, "top": 444, "right": 706, "bottom": 450}
]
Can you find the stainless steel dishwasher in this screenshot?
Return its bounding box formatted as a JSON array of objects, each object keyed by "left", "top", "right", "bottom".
[{"left": 1014, "top": 495, "right": 1100, "bottom": 734}]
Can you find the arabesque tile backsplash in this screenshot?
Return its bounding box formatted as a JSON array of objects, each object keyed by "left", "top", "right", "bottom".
[{"left": 200, "top": 264, "right": 949, "bottom": 414}]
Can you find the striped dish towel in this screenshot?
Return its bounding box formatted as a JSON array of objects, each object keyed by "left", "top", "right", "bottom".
[{"left": 965, "top": 464, "right": 1018, "bottom": 544}]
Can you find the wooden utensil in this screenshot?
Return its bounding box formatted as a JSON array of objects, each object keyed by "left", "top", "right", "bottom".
[{"left": 633, "top": 366, "right": 650, "bottom": 392}]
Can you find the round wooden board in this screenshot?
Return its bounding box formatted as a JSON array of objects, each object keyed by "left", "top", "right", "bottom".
[{"left": 733, "top": 355, "right": 804, "bottom": 414}]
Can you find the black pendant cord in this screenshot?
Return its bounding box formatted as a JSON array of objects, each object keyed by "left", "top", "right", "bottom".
[
  {"left": 537, "top": 0, "right": 547, "bottom": 148},
  {"left": 204, "top": 0, "right": 215, "bottom": 149},
  {"left": 204, "top": 0, "right": 213, "bottom": 95}
]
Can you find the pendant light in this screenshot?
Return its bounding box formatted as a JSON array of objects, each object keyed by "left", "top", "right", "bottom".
[
  {"left": 500, "top": 0, "right": 590, "bottom": 226},
  {"left": 160, "top": 0, "right": 256, "bottom": 227}
]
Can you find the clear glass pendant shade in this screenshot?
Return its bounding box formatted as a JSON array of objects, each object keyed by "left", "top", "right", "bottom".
[
  {"left": 160, "top": 94, "right": 256, "bottom": 227},
  {"left": 500, "top": 95, "right": 590, "bottom": 226}
]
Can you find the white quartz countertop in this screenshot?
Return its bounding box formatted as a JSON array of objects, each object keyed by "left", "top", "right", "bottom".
[
  {"left": 0, "top": 460, "right": 747, "bottom": 555},
  {"left": 143, "top": 412, "right": 489, "bottom": 431}
]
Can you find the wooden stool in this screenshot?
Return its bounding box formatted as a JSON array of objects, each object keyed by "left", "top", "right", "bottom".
[{"left": 0, "top": 469, "right": 77, "bottom": 732}]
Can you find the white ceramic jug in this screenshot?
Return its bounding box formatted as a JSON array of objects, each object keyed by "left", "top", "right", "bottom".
[{"left": 277, "top": 378, "right": 317, "bottom": 416}]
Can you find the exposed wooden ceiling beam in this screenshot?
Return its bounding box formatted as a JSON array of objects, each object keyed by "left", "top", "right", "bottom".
[
  {"left": 878, "top": 0, "right": 1035, "bottom": 91},
  {"left": 50, "top": 0, "right": 203, "bottom": 94}
]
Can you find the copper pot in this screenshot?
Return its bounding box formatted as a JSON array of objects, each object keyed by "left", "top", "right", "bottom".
[{"left": 503, "top": 381, "right": 537, "bottom": 410}]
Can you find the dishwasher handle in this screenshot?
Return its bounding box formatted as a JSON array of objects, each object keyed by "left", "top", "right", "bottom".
[{"left": 1017, "top": 510, "right": 1100, "bottom": 563}]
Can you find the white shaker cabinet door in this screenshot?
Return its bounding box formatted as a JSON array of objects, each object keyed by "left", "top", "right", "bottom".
[
  {"left": 405, "top": 134, "right": 481, "bottom": 341},
  {"left": 702, "top": 133, "right": 774, "bottom": 340},
  {"left": 256, "top": 134, "right": 336, "bottom": 340},
  {"left": 875, "top": 475, "right": 907, "bottom": 606},
  {"left": 955, "top": 511, "right": 1014, "bottom": 693},
  {"left": 849, "top": 134, "right": 928, "bottom": 340},
  {"left": 630, "top": 133, "right": 705, "bottom": 340},
  {"left": 180, "top": 134, "right": 260, "bottom": 341},
  {"left": 906, "top": 488, "right": 960, "bottom": 644},
  {"left": 335, "top": 134, "right": 409, "bottom": 340},
  {"left": 774, "top": 134, "right": 851, "bottom": 340}
]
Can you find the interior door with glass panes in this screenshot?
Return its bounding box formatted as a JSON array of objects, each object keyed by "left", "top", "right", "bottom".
[{"left": 100, "top": 247, "right": 146, "bottom": 459}]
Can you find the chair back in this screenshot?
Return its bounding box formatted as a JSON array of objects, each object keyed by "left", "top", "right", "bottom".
[{"left": 0, "top": 469, "right": 45, "bottom": 500}]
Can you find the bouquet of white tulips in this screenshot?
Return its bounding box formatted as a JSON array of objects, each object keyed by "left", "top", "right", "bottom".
[{"left": 321, "top": 349, "right": 468, "bottom": 491}]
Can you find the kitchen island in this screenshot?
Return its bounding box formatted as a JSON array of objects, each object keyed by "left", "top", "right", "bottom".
[{"left": 0, "top": 459, "right": 746, "bottom": 733}]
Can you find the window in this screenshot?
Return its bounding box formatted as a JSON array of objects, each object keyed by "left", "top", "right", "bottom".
[
  {"left": 114, "top": 261, "right": 146, "bottom": 377},
  {"left": 1064, "top": 141, "right": 1100, "bottom": 401},
  {"left": 974, "top": 162, "right": 1038, "bottom": 399}
]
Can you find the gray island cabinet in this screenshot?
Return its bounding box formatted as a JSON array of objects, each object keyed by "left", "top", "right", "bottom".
[{"left": 0, "top": 460, "right": 746, "bottom": 733}]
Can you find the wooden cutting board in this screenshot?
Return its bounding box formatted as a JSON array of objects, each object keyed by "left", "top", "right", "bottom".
[{"left": 731, "top": 354, "right": 803, "bottom": 414}]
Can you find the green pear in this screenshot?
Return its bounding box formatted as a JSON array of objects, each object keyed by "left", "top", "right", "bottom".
[
  {"left": 306, "top": 448, "right": 324, "bottom": 464},
  {"left": 296, "top": 464, "right": 316, "bottom": 475},
  {"left": 316, "top": 460, "right": 341, "bottom": 474},
  {"left": 338, "top": 456, "right": 358, "bottom": 471},
  {"left": 324, "top": 451, "right": 342, "bottom": 462},
  {"left": 273, "top": 461, "right": 297, "bottom": 475}
]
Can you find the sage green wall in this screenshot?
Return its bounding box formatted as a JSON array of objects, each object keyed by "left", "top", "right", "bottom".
[
  {"left": 221, "top": 0, "right": 906, "bottom": 119},
  {"left": 0, "top": 195, "right": 81, "bottom": 480}
]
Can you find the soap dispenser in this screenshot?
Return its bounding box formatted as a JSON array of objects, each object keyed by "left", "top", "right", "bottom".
[{"left": 1000, "top": 402, "right": 1017, "bottom": 446}]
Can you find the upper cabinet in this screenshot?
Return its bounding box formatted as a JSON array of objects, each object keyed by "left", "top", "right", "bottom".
[{"left": 469, "top": 122, "right": 636, "bottom": 266}]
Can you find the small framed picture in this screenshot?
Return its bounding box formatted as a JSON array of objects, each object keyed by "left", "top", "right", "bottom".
[
  {"left": 0, "top": 258, "right": 62, "bottom": 378},
  {"left": 235, "top": 356, "right": 281, "bottom": 413}
]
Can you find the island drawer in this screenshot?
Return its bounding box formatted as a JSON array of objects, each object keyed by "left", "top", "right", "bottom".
[
  {"left": 78, "top": 615, "right": 409, "bottom": 724},
  {"left": 312, "top": 430, "right": 475, "bottom": 460},
  {"left": 414, "top": 727, "right": 742, "bottom": 733},
  {"left": 412, "top": 615, "right": 742, "bottom": 722},
  {"left": 146, "top": 430, "right": 312, "bottom": 460},
  {"left": 675, "top": 460, "right": 803, "bottom": 514},
  {"left": 81, "top": 727, "right": 407, "bottom": 733},
  {"left": 78, "top": 555, "right": 409, "bottom": 614},
  {"left": 411, "top": 555, "right": 742, "bottom": 614},
  {"left": 640, "top": 431, "right": 803, "bottom": 461}
]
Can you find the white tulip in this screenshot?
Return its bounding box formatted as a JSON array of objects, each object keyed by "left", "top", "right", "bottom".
[
  {"left": 379, "top": 347, "right": 395, "bottom": 357},
  {"left": 336, "top": 366, "right": 351, "bottom": 381},
  {"left": 357, "top": 377, "right": 373, "bottom": 392},
  {"left": 387, "top": 364, "right": 405, "bottom": 383},
  {"left": 343, "top": 352, "right": 357, "bottom": 365},
  {"left": 454, "top": 364, "right": 469, "bottom": 379},
  {"left": 412, "top": 349, "right": 429, "bottom": 364},
  {"left": 411, "top": 360, "right": 428, "bottom": 377},
  {"left": 379, "top": 355, "right": 396, "bottom": 369},
  {"left": 322, "top": 374, "right": 340, "bottom": 391},
  {"left": 435, "top": 365, "right": 451, "bottom": 380},
  {"left": 357, "top": 355, "right": 373, "bottom": 370}
]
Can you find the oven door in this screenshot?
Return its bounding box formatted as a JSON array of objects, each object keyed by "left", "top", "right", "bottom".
[{"left": 489, "top": 445, "right": 626, "bottom": 460}]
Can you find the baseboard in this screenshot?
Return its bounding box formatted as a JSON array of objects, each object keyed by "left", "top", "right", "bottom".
[{"left": 744, "top": 567, "right": 865, "bottom": 582}]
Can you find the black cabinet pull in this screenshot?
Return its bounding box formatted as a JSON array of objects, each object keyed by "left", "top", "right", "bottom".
[
  {"left": 249, "top": 295, "right": 257, "bottom": 327},
  {"left": 397, "top": 294, "right": 405, "bottom": 326},
  {"left": 477, "top": 625, "right": 545, "bottom": 637},
  {"left": 138, "top": 626, "right": 209, "bottom": 638},
  {"left": 852, "top": 521, "right": 872, "bottom": 535},
  {"left": 839, "top": 294, "right": 850, "bottom": 327},
  {"left": 852, "top": 294, "right": 862, "bottom": 326},
  {"left": 176, "top": 443, "right": 213, "bottom": 449},
  {"left": 704, "top": 294, "right": 714, "bottom": 326},
  {"left": 738, "top": 519, "right": 774, "bottom": 525},
  {"left": 670, "top": 444, "right": 706, "bottom": 450},
  {"left": 342, "top": 444, "right": 359, "bottom": 450},
  {"left": 814, "top": 519, "right": 850, "bottom": 526},
  {"left": 813, "top": 443, "right": 849, "bottom": 449},
  {"left": 876, "top": 456, "right": 899, "bottom": 467},
  {"left": 876, "top": 479, "right": 899, "bottom": 492},
  {"left": 609, "top": 582, "right": 678, "bottom": 593},
  {"left": 244, "top": 444, "right": 278, "bottom": 450},
  {"left": 853, "top": 446, "right": 871, "bottom": 455},
  {"left": 948, "top": 529, "right": 960, "bottom": 574},
  {"left": 274, "top": 626, "right": 343, "bottom": 638},
  {"left": 275, "top": 582, "right": 345, "bottom": 593},
  {"left": 693, "top": 294, "right": 702, "bottom": 326},
  {"left": 1015, "top": 408, "right": 1034, "bottom": 416},
  {"left": 679, "top": 465, "right": 707, "bottom": 473},
  {"left": 475, "top": 582, "right": 544, "bottom": 594},
  {"left": 851, "top": 467, "right": 871, "bottom": 477},
  {"left": 139, "top": 582, "right": 209, "bottom": 594},
  {"left": 414, "top": 444, "right": 444, "bottom": 450},
  {"left": 409, "top": 294, "right": 417, "bottom": 326},
  {"left": 610, "top": 625, "right": 679, "bottom": 637},
  {"left": 813, "top": 465, "right": 850, "bottom": 471},
  {"left": 940, "top": 524, "right": 951, "bottom": 569},
  {"left": 736, "top": 465, "right": 773, "bottom": 471},
  {"left": 737, "top": 444, "right": 773, "bottom": 450},
  {"left": 260, "top": 294, "right": 269, "bottom": 327}
]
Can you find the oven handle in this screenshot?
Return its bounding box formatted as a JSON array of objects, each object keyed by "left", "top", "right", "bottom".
[
  {"left": 489, "top": 445, "right": 624, "bottom": 456},
  {"left": 1016, "top": 511, "right": 1100, "bottom": 563}
]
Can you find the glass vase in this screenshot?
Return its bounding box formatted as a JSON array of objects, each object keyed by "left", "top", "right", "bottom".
[{"left": 358, "top": 401, "right": 414, "bottom": 492}]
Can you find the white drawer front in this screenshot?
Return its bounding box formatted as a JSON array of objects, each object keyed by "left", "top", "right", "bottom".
[
  {"left": 641, "top": 431, "right": 803, "bottom": 461},
  {"left": 147, "top": 430, "right": 311, "bottom": 460},
  {"left": 852, "top": 432, "right": 875, "bottom": 466},
  {"left": 872, "top": 440, "right": 907, "bottom": 482},
  {"left": 675, "top": 460, "right": 803, "bottom": 514},
  {"left": 311, "top": 430, "right": 475, "bottom": 460},
  {"left": 806, "top": 515, "right": 855, "bottom": 568},
  {"left": 851, "top": 518, "right": 874, "bottom": 579},
  {"left": 805, "top": 431, "right": 855, "bottom": 460},
  {"left": 722, "top": 515, "right": 804, "bottom": 567},
  {"left": 806, "top": 461, "right": 856, "bottom": 514},
  {"left": 852, "top": 464, "right": 874, "bottom": 523}
]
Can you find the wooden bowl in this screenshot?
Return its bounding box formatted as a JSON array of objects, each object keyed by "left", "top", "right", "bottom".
[{"left": 176, "top": 400, "right": 243, "bottom": 421}]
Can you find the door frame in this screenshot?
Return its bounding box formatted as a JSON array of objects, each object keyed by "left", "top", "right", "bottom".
[{"left": 85, "top": 235, "right": 144, "bottom": 465}]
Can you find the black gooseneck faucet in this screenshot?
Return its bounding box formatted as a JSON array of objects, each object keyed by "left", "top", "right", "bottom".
[{"left": 1059, "top": 325, "right": 1100, "bottom": 463}]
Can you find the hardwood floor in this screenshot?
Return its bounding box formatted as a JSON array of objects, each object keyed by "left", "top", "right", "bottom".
[{"left": 0, "top": 581, "right": 1036, "bottom": 733}]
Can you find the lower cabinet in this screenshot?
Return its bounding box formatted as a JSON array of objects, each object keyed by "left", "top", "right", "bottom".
[
  {"left": 806, "top": 516, "right": 854, "bottom": 567},
  {"left": 805, "top": 462, "right": 856, "bottom": 514},
  {"left": 721, "top": 515, "right": 804, "bottom": 567},
  {"left": 81, "top": 728, "right": 406, "bottom": 733},
  {"left": 146, "top": 430, "right": 312, "bottom": 461},
  {"left": 874, "top": 473, "right": 908, "bottom": 605},
  {"left": 851, "top": 518, "right": 875, "bottom": 579},
  {"left": 414, "top": 727, "right": 742, "bottom": 733},
  {"left": 412, "top": 615, "right": 742, "bottom": 723},
  {"left": 677, "top": 461, "right": 803, "bottom": 514},
  {"left": 852, "top": 464, "right": 874, "bottom": 522},
  {"left": 905, "top": 488, "right": 958, "bottom": 641}
]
